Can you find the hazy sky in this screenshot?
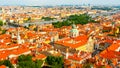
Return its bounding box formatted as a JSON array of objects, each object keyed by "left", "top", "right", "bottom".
[{"left": 0, "top": 0, "right": 120, "bottom": 6}]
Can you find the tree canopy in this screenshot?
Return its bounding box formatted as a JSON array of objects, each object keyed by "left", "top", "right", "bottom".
[
  {"left": 45, "top": 56, "right": 64, "bottom": 68},
  {"left": 41, "top": 17, "right": 55, "bottom": 21},
  {"left": 0, "top": 20, "right": 3, "bottom": 26},
  {"left": 2, "top": 30, "right": 7, "bottom": 34},
  {"left": 17, "top": 55, "right": 43, "bottom": 68},
  {"left": 52, "top": 14, "right": 96, "bottom": 28},
  {"left": 82, "top": 63, "right": 94, "bottom": 68},
  {"left": 0, "top": 60, "right": 14, "bottom": 68}
]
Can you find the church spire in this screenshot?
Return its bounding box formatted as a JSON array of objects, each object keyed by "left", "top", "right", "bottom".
[
  {"left": 17, "top": 27, "right": 21, "bottom": 44},
  {"left": 17, "top": 20, "right": 21, "bottom": 44},
  {"left": 70, "top": 24, "right": 79, "bottom": 37}
]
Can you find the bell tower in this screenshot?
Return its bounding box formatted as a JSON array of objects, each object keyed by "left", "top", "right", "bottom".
[
  {"left": 70, "top": 24, "right": 79, "bottom": 37},
  {"left": 17, "top": 28, "right": 21, "bottom": 44}
]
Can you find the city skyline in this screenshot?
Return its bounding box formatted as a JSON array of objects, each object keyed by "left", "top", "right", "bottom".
[{"left": 0, "top": 0, "right": 120, "bottom": 6}]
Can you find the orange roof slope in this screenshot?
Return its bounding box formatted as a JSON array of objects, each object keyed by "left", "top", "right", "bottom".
[
  {"left": 32, "top": 54, "right": 46, "bottom": 61},
  {"left": 100, "top": 50, "right": 120, "bottom": 59},
  {"left": 100, "top": 40, "right": 120, "bottom": 59},
  {"left": 55, "top": 35, "right": 88, "bottom": 48},
  {"left": 0, "top": 65, "right": 6, "bottom": 68},
  {"left": 107, "top": 40, "right": 120, "bottom": 51}
]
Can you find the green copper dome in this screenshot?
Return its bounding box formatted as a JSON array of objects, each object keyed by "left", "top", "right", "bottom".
[
  {"left": 72, "top": 24, "right": 77, "bottom": 29},
  {"left": 70, "top": 29, "right": 78, "bottom": 33}
]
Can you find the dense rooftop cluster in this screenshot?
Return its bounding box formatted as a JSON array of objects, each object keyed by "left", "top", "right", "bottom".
[{"left": 0, "top": 6, "right": 120, "bottom": 68}]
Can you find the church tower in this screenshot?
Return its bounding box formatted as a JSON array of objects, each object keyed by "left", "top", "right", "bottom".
[
  {"left": 11, "top": 33, "right": 15, "bottom": 39},
  {"left": 17, "top": 28, "right": 21, "bottom": 44},
  {"left": 70, "top": 24, "right": 79, "bottom": 37}
]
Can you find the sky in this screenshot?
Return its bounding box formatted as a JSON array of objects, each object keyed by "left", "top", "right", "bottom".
[{"left": 0, "top": 0, "right": 120, "bottom": 6}]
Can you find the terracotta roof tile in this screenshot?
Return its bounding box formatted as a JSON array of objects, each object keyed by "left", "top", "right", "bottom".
[
  {"left": 0, "top": 65, "right": 6, "bottom": 68},
  {"left": 55, "top": 35, "right": 88, "bottom": 48},
  {"left": 32, "top": 54, "right": 46, "bottom": 61}
]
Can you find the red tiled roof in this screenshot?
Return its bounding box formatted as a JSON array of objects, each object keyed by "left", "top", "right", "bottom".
[
  {"left": 0, "top": 65, "right": 6, "bottom": 68},
  {"left": 55, "top": 35, "right": 88, "bottom": 48},
  {"left": 0, "top": 45, "right": 30, "bottom": 60},
  {"left": 0, "top": 34, "right": 11, "bottom": 39},
  {"left": 107, "top": 42, "right": 120, "bottom": 51},
  {"left": 7, "top": 28, "right": 16, "bottom": 32},
  {"left": 106, "top": 65, "right": 112, "bottom": 68},
  {"left": 32, "top": 54, "right": 46, "bottom": 61},
  {"left": 100, "top": 51, "right": 119, "bottom": 59},
  {"left": 11, "top": 47, "right": 30, "bottom": 55},
  {"left": 100, "top": 40, "right": 120, "bottom": 59},
  {"left": 68, "top": 52, "right": 91, "bottom": 61},
  {"left": 68, "top": 54, "right": 82, "bottom": 61},
  {"left": 10, "top": 57, "right": 17, "bottom": 64},
  {"left": 0, "top": 50, "right": 10, "bottom": 60}
]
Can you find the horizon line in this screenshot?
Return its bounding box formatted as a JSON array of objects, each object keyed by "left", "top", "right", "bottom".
[{"left": 0, "top": 4, "right": 120, "bottom": 7}]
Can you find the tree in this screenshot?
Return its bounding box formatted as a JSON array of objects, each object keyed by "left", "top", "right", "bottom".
[
  {"left": 3, "top": 60, "right": 14, "bottom": 68},
  {"left": 34, "top": 27, "right": 37, "bottom": 31},
  {"left": 2, "top": 30, "right": 6, "bottom": 34},
  {"left": 0, "top": 60, "right": 14, "bottom": 68},
  {"left": 28, "top": 17, "right": 31, "bottom": 21},
  {"left": 52, "top": 14, "right": 96, "bottom": 28},
  {"left": 35, "top": 60, "right": 43, "bottom": 68},
  {"left": 18, "top": 61, "right": 36, "bottom": 68},
  {"left": 17, "top": 55, "right": 34, "bottom": 68},
  {"left": 45, "top": 56, "right": 64, "bottom": 68},
  {"left": 18, "top": 55, "right": 32, "bottom": 62},
  {"left": 25, "top": 55, "right": 32, "bottom": 61},
  {"left": 99, "top": 65, "right": 106, "bottom": 68},
  {"left": 0, "top": 60, "right": 4, "bottom": 66},
  {"left": 0, "top": 20, "right": 3, "bottom": 26},
  {"left": 17, "top": 55, "right": 43, "bottom": 68},
  {"left": 41, "top": 17, "right": 55, "bottom": 21},
  {"left": 18, "top": 55, "right": 26, "bottom": 62},
  {"left": 24, "top": 26, "right": 29, "bottom": 29},
  {"left": 82, "top": 63, "right": 94, "bottom": 68}
]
